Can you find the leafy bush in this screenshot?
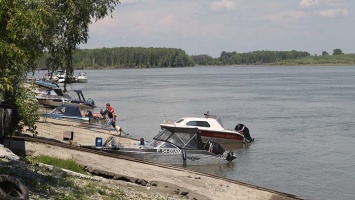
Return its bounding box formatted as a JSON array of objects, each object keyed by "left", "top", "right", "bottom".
[{"left": 15, "top": 83, "right": 40, "bottom": 135}]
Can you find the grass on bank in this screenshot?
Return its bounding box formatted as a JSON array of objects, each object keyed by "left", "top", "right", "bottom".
[
  {"left": 2, "top": 155, "right": 131, "bottom": 199},
  {"left": 0, "top": 154, "right": 178, "bottom": 199},
  {"left": 26, "top": 155, "right": 87, "bottom": 174},
  {"left": 272, "top": 54, "right": 355, "bottom": 65}
]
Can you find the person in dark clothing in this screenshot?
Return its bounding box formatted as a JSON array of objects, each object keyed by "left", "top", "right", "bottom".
[
  {"left": 235, "top": 124, "right": 253, "bottom": 142},
  {"left": 138, "top": 138, "right": 146, "bottom": 145}
]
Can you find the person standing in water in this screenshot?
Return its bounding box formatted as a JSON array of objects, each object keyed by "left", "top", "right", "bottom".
[{"left": 105, "top": 103, "right": 120, "bottom": 135}]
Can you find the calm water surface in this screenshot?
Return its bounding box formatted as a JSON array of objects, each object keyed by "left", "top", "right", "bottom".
[{"left": 36, "top": 66, "right": 355, "bottom": 200}]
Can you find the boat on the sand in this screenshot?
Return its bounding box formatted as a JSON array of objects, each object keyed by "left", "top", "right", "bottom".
[{"left": 81, "top": 126, "right": 236, "bottom": 166}]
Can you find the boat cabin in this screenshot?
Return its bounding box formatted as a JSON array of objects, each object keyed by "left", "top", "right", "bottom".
[
  {"left": 174, "top": 115, "right": 226, "bottom": 131},
  {"left": 147, "top": 127, "right": 204, "bottom": 150}
]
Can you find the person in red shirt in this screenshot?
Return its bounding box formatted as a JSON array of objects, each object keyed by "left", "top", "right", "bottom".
[{"left": 105, "top": 103, "right": 120, "bottom": 135}]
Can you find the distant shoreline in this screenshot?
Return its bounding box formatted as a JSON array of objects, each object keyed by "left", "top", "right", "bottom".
[{"left": 35, "top": 63, "right": 355, "bottom": 72}]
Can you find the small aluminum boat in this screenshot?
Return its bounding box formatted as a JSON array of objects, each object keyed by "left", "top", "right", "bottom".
[{"left": 82, "top": 126, "right": 236, "bottom": 166}]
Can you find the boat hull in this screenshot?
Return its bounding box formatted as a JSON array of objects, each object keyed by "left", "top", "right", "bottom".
[
  {"left": 160, "top": 124, "right": 244, "bottom": 144},
  {"left": 200, "top": 130, "right": 244, "bottom": 142},
  {"left": 101, "top": 148, "right": 229, "bottom": 166},
  {"left": 76, "top": 78, "right": 88, "bottom": 83},
  {"left": 52, "top": 99, "right": 94, "bottom": 109},
  {"left": 76, "top": 72, "right": 88, "bottom": 83},
  {"left": 37, "top": 98, "right": 94, "bottom": 109},
  {"left": 35, "top": 81, "right": 58, "bottom": 89},
  {"left": 81, "top": 126, "right": 236, "bottom": 166},
  {"left": 43, "top": 113, "right": 89, "bottom": 121}
]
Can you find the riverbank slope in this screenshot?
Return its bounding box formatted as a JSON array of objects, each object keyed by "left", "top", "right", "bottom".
[{"left": 2, "top": 117, "right": 302, "bottom": 200}]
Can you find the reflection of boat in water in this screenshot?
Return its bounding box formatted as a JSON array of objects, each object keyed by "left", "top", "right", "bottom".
[
  {"left": 81, "top": 126, "right": 236, "bottom": 166},
  {"left": 160, "top": 112, "right": 254, "bottom": 144},
  {"left": 76, "top": 72, "right": 88, "bottom": 83}
]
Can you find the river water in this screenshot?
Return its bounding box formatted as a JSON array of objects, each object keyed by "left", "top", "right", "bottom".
[{"left": 33, "top": 66, "right": 355, "bottom": 200}]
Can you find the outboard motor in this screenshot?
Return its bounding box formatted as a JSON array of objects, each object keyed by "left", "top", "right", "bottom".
[
  {"left": 204, "top": 140, "right": 236, "bottom": 161},
  {"left": 235, "top": 123, "right": 253, "bottom": 142},
  {"left": 204, "top": 140, "right": 225, "bottom": 155},
  {"left": 100, "top": 108, "right": 108, "bottom": 116},
  {"left": 85, "top": 110, "right": 98, "bottom": 121},
  {"left": 87, "top": 98, "right": 95, "bottom": 106},
  {"left": 85, "top": 110, "right": 93, "bottom": 117},
  {"left": 225, "top": 151, "right": 236, "bottom": 161}
]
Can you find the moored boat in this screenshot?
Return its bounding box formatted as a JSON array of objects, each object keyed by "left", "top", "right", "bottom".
[
  {"left": 35, "top": 88, "right": 95, "bottom": 109},
  {"left": 160, "top": 112, "right": 254, "bottom": 144},
  {"left": 76, "top": 72, "right": 88, "bottom": 83},
  {"left": 34, "top": 80, "right": 59, "bottom": 90},
  {"left": 46, "top": 70, "right": 76, "bottom": 83},
  {"left": 42, "top": 104, "right": 90, "bottom": 121},
  {"left": 81, "top": 126, "right": 236, "bottom": 166}
]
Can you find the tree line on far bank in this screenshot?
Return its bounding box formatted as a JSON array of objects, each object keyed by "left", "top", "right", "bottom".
[
  {"left": 273, "top": 53, "right": 355, "bottom": 65},
  {"left": 36, "top": 47, "right": 354, "bottom": 70},
  {"left": 191, "top": 50, "right": 311, "bottom": 65},
  {"left": 37, "top": 47, "right": 195, "bottom": 69},
  {"left": 191, "top": 48, "right": 354, "bottom": 66}
]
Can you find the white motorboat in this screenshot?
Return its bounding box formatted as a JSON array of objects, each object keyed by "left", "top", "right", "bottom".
[
  {"left": 55, "top": 70, "right": 66, "bottom": 83},
  {"left": 160, "top": 112, "right": 254, "bottom": 144},
  {"left": 46, "top": 70, "right": 76, "bottom": 83},
  {"left": 76, "top": 72, "right": 88, "bottom": 83}
]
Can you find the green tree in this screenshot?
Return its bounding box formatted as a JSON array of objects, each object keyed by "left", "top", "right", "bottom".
[
  {"left": 333, "top": 48, "right": 343, "bottom": 55},
  {"left": 0, "top": 0, "right": 120, "bottom": 136},
  {"left": 0, "top": 0, "right": 51, "bottom": 97},
  {"left": 45, "top": 0, "right": 120, "bottom": 90},
  {"left": 0, "top": 0, "right": 53, "bottom": 135},
  {"left": 191, "top": 54, "right": 213, "bottom": 65},
  {"left": 322, "top": 51, "right": 329, "bottom": 56}
]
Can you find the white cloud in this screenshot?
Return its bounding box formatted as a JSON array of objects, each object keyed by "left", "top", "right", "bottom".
[
  {"left": 120, "top": 0, "right": 141, "bottom": 4},
  {"left": 210, "top": 0, "right": 236, "bottom": 11},
  {"left": 299, "top": 0, "right": 349, "bottom": 8},
  {"left": 300, "top": 0, "right": 321, "bottom": 8},
  {"left": 158, "top": 14, "right": 176, "bottom": 27},
  {"left": 317, "top": 8, "right": 349, "bottom": 17},
  {"left": 81, "top": 0, "right": 355, "bottom": 56},
  {"left": 323, "top": 0, "right": 349, "bottom": 7},
  {"left": 298, "top": 0, "right": 350, "bottom": 18},
  {"left": 265, "top": 10, "right": 308, "bottom": 24}
]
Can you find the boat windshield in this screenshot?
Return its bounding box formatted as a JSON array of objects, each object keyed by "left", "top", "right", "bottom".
[
  {"left": 146, "top": 141, "right": 178, "bottom": 149},
  {"left": 149, "top": 128, "right": 200, "bottom": 150}
]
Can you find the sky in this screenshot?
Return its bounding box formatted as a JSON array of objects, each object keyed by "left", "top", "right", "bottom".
[{"left": 80, "top": 0, "right": 355, "bottom": 57}]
